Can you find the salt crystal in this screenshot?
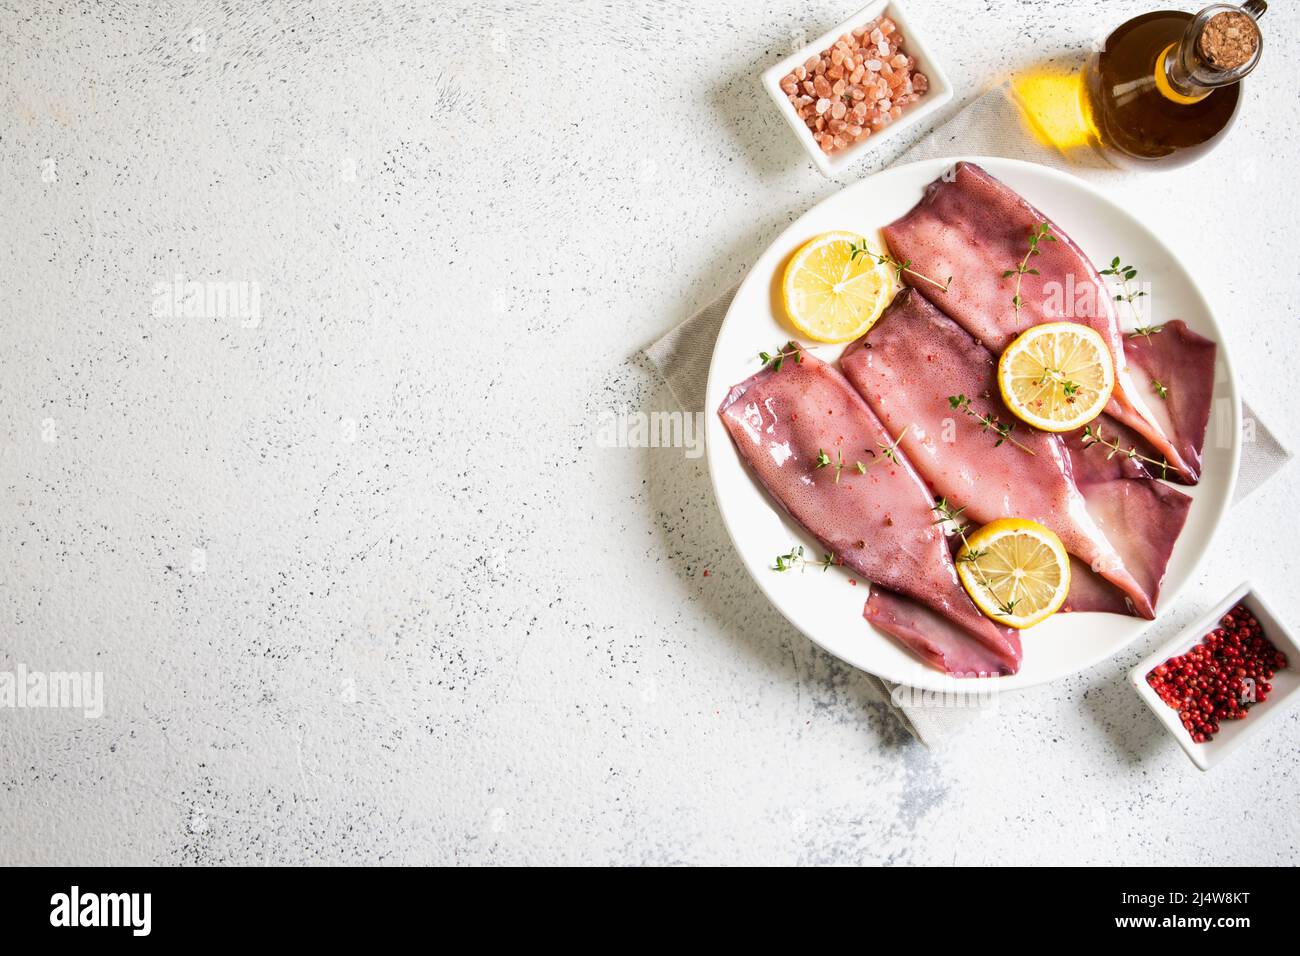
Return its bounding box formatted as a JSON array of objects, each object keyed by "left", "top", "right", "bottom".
[{"left": 793, "top": 15, "right": 932, "bottom": 154}]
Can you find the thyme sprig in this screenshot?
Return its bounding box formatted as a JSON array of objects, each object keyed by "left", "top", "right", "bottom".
[
  {"left": 771, "top": 544, "right": 836, "bottom": 573},
  {"left": 815, "top": 447, "right": 870, "bottom": 483},
  {"left": 930, "top": 498, "right": 1019, "bottom": 617},
  {"left": 1004, "top": 222, "right": 1055, "bottom": 314},
  {"left": 758, "top": 341, "right": 804, "bottom": 372},
  {"left": 849, "top": 239, "right": 953, "bottom": 293},
  {"left": 772, "top": 545, "right": 805, "bottom": 572},
  {"left": 1100, "top": 256, "right": 1148, "bottom": 325},
  {"left": 947, "top": 394, "right": 1036, "bottom": 456},
  {"left": 1040, "top": 367, "right": 1080, "bottom": 400},
  {"left": 1152, "top": 379, "right": 1169, "bottom": 400},
  {"left": 1080, "top": 424, "right": 1170, "bottom": 480},
  {"left": 1129, "top": 325, "right": 1164, "bottom": 342},
  {"left": 877, "top": 425, "right": 910, "bottom": 464}
]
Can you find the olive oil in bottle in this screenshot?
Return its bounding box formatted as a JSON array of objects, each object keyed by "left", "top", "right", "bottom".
[{"left": 1082, "top": 2, "right": 1266, "bottom": 169}]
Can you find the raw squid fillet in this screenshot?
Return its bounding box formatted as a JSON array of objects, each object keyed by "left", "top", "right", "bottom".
[
  {"left": 882, "top": 161, "right": 1198, "bottom": 483},
  {"left": 718, "top": 351, "right": 1021, "bottom": 676},
  {"left": 841, "top": 289, "right": 1169, "bottom": 618},
  {"left": 1063, "top": 322, "right": 1217, "bottom": 485},
  {"left": 1121, "top": 319, "right": 1218, "bottom": 480}
]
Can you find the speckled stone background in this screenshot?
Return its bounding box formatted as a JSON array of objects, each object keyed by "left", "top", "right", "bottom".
[{"left": 2, "top": 0, "right": 1298, "bottom": 865}]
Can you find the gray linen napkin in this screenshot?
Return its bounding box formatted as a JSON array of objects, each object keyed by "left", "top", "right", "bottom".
[{"left": 643, "top": 84, "right": 1291, "bottom": 745}]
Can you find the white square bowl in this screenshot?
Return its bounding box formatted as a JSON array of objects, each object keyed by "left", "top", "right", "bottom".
[
  {"left": 761, "top": 1, "right": 953, "bottom": 178},
  {"left": 1130, "top": 582, "right": 1300, "bottom": 771}
]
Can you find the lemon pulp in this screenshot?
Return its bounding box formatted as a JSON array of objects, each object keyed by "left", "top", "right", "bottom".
[
  {"left": 956, "top": 517, "right": 1071, "bottom": 629},
  {"left": 781, "top": 231, "right": 894, "bottom": 344}
]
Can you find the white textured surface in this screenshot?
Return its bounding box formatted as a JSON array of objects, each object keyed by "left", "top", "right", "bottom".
[{"left": 2, "top": 0, "right": 1298, "bottom": 865}]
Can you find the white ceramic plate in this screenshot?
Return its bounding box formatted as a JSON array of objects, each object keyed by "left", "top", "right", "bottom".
[{"left": 705, "top": 156, "right": 1240, "bottom": 692}]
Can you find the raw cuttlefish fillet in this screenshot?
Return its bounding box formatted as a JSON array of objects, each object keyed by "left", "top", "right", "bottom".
[
  {"left": 1071, "top": 471, "right": 1191, "bottom": 615},
  {"left": 1061, "top": 555, "right": 1135, "bottom": 616},
  {"left": 1062, "top": 321, "right": 1217, "bottom": 485},
  {"left": 882, "top": 161, "right": 1199, "bottom": 483},
  {"left": 1121, "top": 320, "right": 1218, "bottom": 480},
  {"left": 1063, "top": 412, "right": 1163, "bottom": 483},
  {"left": 841, "top": 289, "right": 1165, "bottom": 618},
  {"left": 718, "top": 350, "right": 1021, "bottom": 676}
]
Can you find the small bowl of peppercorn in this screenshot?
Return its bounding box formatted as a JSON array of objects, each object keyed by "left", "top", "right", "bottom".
[{"left": 1130, "top": 582, "right": 1299, "bottom": 771}]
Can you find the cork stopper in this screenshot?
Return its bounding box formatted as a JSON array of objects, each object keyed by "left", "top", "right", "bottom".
[{"left": 1196, "top": 11, "right": 1259, "bottom": 70}]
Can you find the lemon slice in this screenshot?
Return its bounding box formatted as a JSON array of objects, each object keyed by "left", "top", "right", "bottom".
[
  {"left": 781, "top": 231, "right": 894, "bottom": 343},
  {"left": 955, "top": 518, "right": 1070, "bottom": 629},
  {"left": 997, "top": 322, "right": 1114, "bottom": 432}
]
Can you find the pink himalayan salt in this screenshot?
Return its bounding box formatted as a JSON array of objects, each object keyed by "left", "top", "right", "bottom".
[{"left": 779, "top": 19, "right": 930, "bottom": 155}]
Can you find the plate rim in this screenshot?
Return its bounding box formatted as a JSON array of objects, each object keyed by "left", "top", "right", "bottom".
[{"left": 704, "top": 154, "right": 1242, "bottom": 692}]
